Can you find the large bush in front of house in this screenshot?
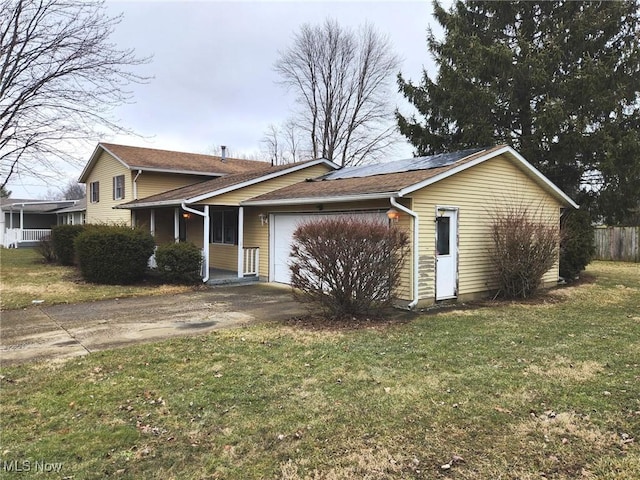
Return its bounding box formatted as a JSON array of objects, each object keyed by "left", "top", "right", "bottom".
[
  {"left": 289, "top": 217, "right": 409, "bottom": 318},
  {"left": 75, "top": 225, "right": 155, "bottom": 284},
  {"left": 154, "top": 242, "right": 202, "bottom": 284},
  {"left": 560, "top": 209, "right": 595, "bottom": 280},
  {"left": 490, "top": 206, "right": 560, "bottom": 299},
  {"left": 51, "top": 224, "right": 86, "bottom": 265}
]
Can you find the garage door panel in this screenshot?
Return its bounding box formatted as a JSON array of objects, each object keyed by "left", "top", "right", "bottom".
[{"left": 271, "top": 211, "right": 387, "bottom": 284}]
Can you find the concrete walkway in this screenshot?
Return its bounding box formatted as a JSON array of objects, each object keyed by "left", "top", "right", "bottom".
[{"left": 0, "top": 283, "right": 304, "bottom": 365}]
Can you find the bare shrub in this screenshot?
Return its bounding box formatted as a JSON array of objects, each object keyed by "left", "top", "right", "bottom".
[
  {"left": 289, "top": 216, "right": 409, "bottom": 318},
  {"left": 36, "top": 236, "right": 56, "bottom": 263},
  {"left": 490, "top": 206, "right": 560, "bottom": 298}
]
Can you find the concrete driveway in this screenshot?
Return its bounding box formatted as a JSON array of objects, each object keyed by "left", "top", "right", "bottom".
[{"left": 0, "top": 283, "right": 304, "bottom": 365}]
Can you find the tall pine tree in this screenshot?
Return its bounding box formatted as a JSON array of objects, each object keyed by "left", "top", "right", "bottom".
[{"left": 397, "top": 1, "right": 640, "bottom": 224}]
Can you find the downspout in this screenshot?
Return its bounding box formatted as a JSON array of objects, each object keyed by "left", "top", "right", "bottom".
[
  {"left": 133, "top": 170, "right": 142, "bottom": 200},
  {"left": 181, "top": 202, "right": 210, "bottom": 283},
  {"left": 390, "top": 197, "right": 419, "bottom": 310},
  {"left": 237, "top": 206, "right": 244, "bottom": 278}
]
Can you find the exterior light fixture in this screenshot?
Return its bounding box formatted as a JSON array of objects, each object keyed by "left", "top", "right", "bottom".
[
  {"left": 386, "top": 208, "right": 400, "bottom": 222},
  {"left": 182, "top": 212, "right": 191, "bottom": 220},
  {"left": 437, "top": 207, "right": 447, "bottom": 217},
  {"left": 258, "top": 213, "right": 268, "bottom": 226}
]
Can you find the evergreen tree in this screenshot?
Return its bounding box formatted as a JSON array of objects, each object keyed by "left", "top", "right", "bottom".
[{"left": 397, "top": 1, "right": 640, "bottom": 223}]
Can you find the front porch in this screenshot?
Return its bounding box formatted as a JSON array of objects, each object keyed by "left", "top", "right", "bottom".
[
  {"left": 207, "top": 268, "right": 260, "bottom": 286},
  {"left": 200, "top": 246, "right": 260, "bottom": 283},
  {"left": 3, "top": 228, "right": 52, "bottom": 248},
  {"left": 136, "top": 203, "right": 262, "bottom": 283}
]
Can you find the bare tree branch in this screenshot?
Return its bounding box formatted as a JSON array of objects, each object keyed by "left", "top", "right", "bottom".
[
  {"left": 0, "top": 0, "right": 151, "bottom": 189},
  {"left": 274, "top": 19, "right": 400, "bottom": 167}
]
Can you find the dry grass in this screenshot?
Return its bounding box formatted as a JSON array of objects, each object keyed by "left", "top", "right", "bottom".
[
  {"left": 0, "top": 261, "right": 638, "bottom": 479},
  {"left": 524, "top": 356, "right": 604, "bottom": 381},
  {"left": 0, "top": 248, "right": 195, "bottom": 309},
  {"left": 279, "top": 446, "right": 411, "bottom": 479}
]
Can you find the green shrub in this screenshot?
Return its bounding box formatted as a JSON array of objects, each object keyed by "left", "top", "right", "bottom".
[
  {"left": 51, "top": 224, "right": 86, "bottom": 265},
  {"left": 289, "top": 217, "right": 409, "bottom": 318},
  {"left": 490, "top": 207, "right": 560, "bottom": 299},
  {"left": 75, "top": 225, "right": 155, "bottom": 284},
  {"left": 560, "top": 209, "right": 595, "bottom": 280},
  {"left": 154, "top": 242, "right": 202, "bottom": 284}
]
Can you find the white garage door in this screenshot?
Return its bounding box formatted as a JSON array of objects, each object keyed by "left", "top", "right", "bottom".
[{"left": 270, "top": 211, "right": 387, "bottom": 284}]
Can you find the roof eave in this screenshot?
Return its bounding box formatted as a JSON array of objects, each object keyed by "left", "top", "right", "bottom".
[
  {"left": 186, "top": 159, "right": 339, "bottom": 204},
  {"left": 114, "top": 199, "right": 185, "bottom": 210},
  {"left": 242, "top": 191, "right": 399, "bottom": 207},
  {"left": 128, "top": 166, "right": 224, "bottom": 177},
  {"left": 78, "top": 143, "right": 131, "bottom": 183}
]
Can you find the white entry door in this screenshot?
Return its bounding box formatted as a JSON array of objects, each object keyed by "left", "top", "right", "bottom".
[{"left": 435, "top": 208, "right": 458, "bottom": 300}]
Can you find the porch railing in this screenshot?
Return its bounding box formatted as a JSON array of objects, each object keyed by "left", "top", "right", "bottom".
[
  {"left": 3, "top": 228, "right": 52, "bottom": 247},
  {"left": 243, "top": 247, "right": 259, "bottom": 276}
]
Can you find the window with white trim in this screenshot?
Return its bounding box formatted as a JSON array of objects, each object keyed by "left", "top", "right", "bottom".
[
  {"left": 113, "top": 175, "right": 125, "bottom": 200},
  {"left": 90, "top": 181, "right": 100, "bottom": 203},
  {"left": 210, "top": 210, "right": 238, "bottom": 245}
]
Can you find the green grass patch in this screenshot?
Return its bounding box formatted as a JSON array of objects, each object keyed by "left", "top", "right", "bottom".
[
  {"left": 1, "top": 261, "right": 639, "bottom": 478},
  {"left": 0, "top": 248, "right": 195, "bottom": 310}
]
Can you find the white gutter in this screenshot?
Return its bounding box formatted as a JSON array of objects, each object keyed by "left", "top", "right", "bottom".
[
  {"left": 180, "top": 202, "right": 210, "bottom": 283},
  {"left": 390, "top": 197, "right": 419, "bottom": 310},
  {"left": 133, "top": 170, "right": 142, "bottom": 200},
  {"left": 243, "top": 191, "right": 399, "bottom": 207},
  {"left": 4, "top": 200, "right": 76, "bottom": 207}
]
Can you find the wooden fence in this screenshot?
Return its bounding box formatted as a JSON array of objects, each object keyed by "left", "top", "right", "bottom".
[{"left": 593, "top": 226, "right": 640, "bottom": 262}]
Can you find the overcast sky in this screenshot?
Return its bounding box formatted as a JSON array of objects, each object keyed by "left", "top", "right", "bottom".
[{"left": 10, "top": 0, "right": 444, "bottom": 198}]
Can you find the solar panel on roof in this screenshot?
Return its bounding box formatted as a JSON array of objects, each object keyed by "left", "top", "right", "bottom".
[{"left": 321, "top": 147, "right": 487, "bottom": 180}]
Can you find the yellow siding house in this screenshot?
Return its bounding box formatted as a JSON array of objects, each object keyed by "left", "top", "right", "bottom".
[{"left": 80, "top": 143, "right": 576, "bottom": 307}]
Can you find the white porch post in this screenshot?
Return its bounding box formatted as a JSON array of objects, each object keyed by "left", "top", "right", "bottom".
[
  {"left": 174, "top": 208, "right": 179, "bottom": 242},
  {"left": 237, "top": 207, "right": 244, "bottom": 278},
  {"left": 19, "top": 207, "right": 24, "bottom": 230},
  {"left": 150, "top": 209, "right": 155, "bottom": 237},
  {"left": 203, "top": 205, "right": 210, "bottom": 280},
  {"left": 9, "top": 207, "right": 13, "bottom": 229},
  {"left": 131, "top": 210, "right": 136, "bottom": 227}
]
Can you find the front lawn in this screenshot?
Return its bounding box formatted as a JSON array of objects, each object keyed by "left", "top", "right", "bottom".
[
  {"left": 0, "top": 261, "right": 638, "bottom": 479},
  {"left": 0, "top": 248, "right": 195, "bottom": 310}
]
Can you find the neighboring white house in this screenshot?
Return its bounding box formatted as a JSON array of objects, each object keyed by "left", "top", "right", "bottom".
[
  {"left": 0, "top": 198, "right": 85, "bottom": 248},
  {"left": 56, "top": 198, "right": 87, "bottom": 226}
]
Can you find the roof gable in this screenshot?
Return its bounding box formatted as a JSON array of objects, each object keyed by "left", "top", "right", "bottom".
[
  {"left": 242, "top": 146, "right": 578, "bottom": 209},
  {"left": 78, "top": 143, "right": 271, "bottom": 182},
  {"left": 117, "top": 159, "right": 338, "bottom": 209}
]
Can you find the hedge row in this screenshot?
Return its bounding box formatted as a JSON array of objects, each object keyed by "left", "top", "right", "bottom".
[
  {"left": 74, "top": 225, "right": 155, "bottom": 284},
  {"left": 49, "top": 224, "right": 203, "bottom": 285}
]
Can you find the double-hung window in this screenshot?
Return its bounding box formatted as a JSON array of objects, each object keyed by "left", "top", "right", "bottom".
[
  {"left": 90, "top": 181, "right": 100, "bottom": 203},
  {"left": 113, "top": 175, "right": 125, "bottom": 200},
  {"left": 211, "top": 210, "right": 238, "bottom": 245}
]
